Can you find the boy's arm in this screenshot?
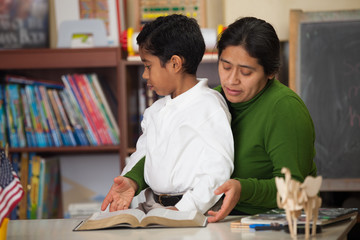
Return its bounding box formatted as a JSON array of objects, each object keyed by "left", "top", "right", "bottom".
[{"left": 123, "top": 156, "right": 148, "bottom": 195}]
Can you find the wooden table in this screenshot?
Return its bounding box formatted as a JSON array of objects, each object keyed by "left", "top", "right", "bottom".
[{"left": 7, "top": 215, "right": 357, "bottom": 240}]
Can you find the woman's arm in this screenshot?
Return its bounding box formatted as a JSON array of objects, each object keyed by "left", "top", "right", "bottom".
[{"left": 123, "top": 156, "right": 148, "bottom": 195}]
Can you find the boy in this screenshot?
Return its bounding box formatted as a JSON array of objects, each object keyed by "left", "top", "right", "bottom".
[{"left": 102, "top": 14, "right": 233, "bottom": 214}]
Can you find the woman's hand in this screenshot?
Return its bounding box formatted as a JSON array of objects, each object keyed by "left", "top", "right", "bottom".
[
  {"left": 207, "top": 179, "right": 241, "bottom": 223},
  {"left": 101, "top": 176, "right": 138, "bottom": 212}
]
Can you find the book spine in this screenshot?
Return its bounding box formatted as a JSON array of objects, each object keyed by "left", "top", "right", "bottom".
[
  {"left": 5, "top": 84, "right": 20, "bottom": 147},
  {"left": 25, "top": 85, "right": 47, "bottom": 147},
  {"left": 34, "top": 85, "right": 53, "bottom": 147},
  {"left": 87, "top": 73, "right": 120, "bottom": 144},
  {"left": 58, "top": 91, "right": 89, "bottom": 146},
  {"left": 0, "top": 84, "right": 7, "bottom": 147},
  {"left": 76, "top": 74, "right": 112, "bottom": 145},
  {"left": 52, "top": 89, "right": 77, "bottom": 146},
  {"left": 62, "top": 75, "right": 100, "bottom": 145},
  {"left": 20, "top": 87, "right": 36, "bottom": 147},
  {"left": 29, "top": 155, "right": 41, "bottom": 219},
  {"left": 18, "top": 152, "right": 29, "bottom": 219},
  {"left": 61, "top": 77, "right": 96, "bottom": 146},
  {"left": 47, "top": 89, "right": 70, "bottom": 146},
  {"left": 39, "top": 86, "right": 63, "bottom": 147},
  {"left": 37, "top": 158, "right": 45, "bottom": 219}
]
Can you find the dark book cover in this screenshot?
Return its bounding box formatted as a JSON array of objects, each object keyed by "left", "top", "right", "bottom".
[{"left": 0, "top": 0, "right": 49, "bottom": 49}]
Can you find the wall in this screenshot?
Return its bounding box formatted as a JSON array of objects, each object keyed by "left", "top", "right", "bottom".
[
  {"left": 126, "top": 0, "right": 224, "bottom": 30},
  {"left": 223, "top": 0, "right": 360, "bottom": 41}
]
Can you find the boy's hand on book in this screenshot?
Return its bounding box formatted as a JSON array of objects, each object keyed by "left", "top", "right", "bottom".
[
  {"left": 101, "top": 176, "right": 137, "bottom": 212},
  {"left": 207, "top": 179, "right": 241, "bottom": 223}
]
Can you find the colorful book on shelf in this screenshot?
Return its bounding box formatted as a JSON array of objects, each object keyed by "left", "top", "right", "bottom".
[
  {"left": 87, "top": 73, "right": 119, "bottom": 144},
  {"left": 20, "top": 87, "right": 37, "bottom": 147},
  {"left": 240, "top": 208, "right": 359, "bottom": 226},
  {"left": 0, "top": 84, "right": 7, "bottom": 147},
  {"left": 74, "top": 74, "right": 112, "bottom": 145},
  {"left": 37, "top": 157, "right": 62, "bottom": 219},
  {"left": 26, "top": 152, "right": 37, "bottom": 219},
  {"left": 25, "top": 85, "right": 47, "bottom": 147},
  {"left": 61, "top": 77, "right": 97, "bottom": 146},
  {"left": 29, "top": 155, "right": 41, "bottom": 219},
  {"left": 38, "top": 86, "right": 63, "bottom": 147},
  {"left": 47, "top": 89, "right": 72, "bottom": 146},
  {"left": 34, "top": 85, "right": 54, "bottom": 147},
  {"left": 62, "top": 74, "right": 100, "bottom": 145},
  {"left": 52, "top": 89, "right": 77, "bottom": 146},
  {"left": 5, "top": 84, "right": 25, "bottom": 147},
  {"left": 58, "top": 90, "right": 89, "bottom": 146},
  {"left": 18, "top": 152, "right": 29, "bottom": 219}
]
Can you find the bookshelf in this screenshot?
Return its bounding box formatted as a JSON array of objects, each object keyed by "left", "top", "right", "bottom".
[{"left": 0, "top": 47, "right": 128, "bottom": 171}]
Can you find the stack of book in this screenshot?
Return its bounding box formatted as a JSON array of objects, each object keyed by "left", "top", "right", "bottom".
[
  {"left": 0, "top": 74, "right": 120, "bottom": 148},
  {"left": 10, "top": 153, "right": 62, "bottom": 220}
]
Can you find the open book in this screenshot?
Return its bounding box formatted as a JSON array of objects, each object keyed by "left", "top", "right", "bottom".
[
  {"left": 74, "top": 208, "right": 207, "bottom": 230},
  {"left": 239, "top": 208, "right": 358, "bottom": 226}
]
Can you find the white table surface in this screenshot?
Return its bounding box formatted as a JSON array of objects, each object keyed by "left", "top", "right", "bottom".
[{"left": 7, "top": 215, "right": 357, "bottom": 240}]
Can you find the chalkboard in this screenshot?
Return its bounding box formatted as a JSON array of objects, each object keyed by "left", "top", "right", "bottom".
[{"left": 290, "top": 10, "right": 360, "bottom": 179}]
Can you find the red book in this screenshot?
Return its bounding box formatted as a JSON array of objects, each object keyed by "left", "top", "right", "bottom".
[
  {"left": 63, "top": 75, "right": 101, "bottom": 145},
  {"left": 73, "top": 74, "right": 112, "bottom": 145}
]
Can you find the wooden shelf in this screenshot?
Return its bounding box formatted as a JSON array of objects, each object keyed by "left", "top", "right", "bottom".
[
  {"left": 0, "top": 47, "right": 128, "bottom": 172},
  {"left": 0, "top": 47, "right": 120, "bottom": 69}
]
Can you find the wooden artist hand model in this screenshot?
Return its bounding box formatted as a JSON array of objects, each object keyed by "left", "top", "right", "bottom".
[{"left": 275, "top": 167, "right": 322, "bottom": 239}]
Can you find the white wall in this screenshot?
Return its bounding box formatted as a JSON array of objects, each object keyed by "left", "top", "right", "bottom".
[
  {"left": 60, "top": 154, "right": 120, "bottom": 217},
  {"left": 223, "top": 0, "right": 360, "bottom": 41}
]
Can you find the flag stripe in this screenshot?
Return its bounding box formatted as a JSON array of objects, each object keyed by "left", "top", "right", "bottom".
[
  {"left": 0, "top": 187, "right": 23, "bottom": 221},
  {"left": 0, "top": 150, "right": 24, "bottom": 226},
  {"left": 0, "top": 172, "right": 21, "bottom": 200},
  {"left": 0, "top": 173, "right": 23, "bottom": 211}
]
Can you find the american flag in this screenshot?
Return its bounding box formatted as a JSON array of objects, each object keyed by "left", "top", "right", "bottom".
[{"left": 0, "top": 150, "right": 24, "bottom": 225}]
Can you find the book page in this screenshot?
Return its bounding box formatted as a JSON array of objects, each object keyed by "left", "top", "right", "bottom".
[
  {"left": 75, "top": 209, "right": 146, "bottom": 230},
  {"left": 145, "top": 208, "right": 196, "bottom": 220},
  {"left": 89, "top": 209, "right": 145, "bottom": 221},
  {"left": 141, "top": 209, "right": 207, "bottom": 227}
]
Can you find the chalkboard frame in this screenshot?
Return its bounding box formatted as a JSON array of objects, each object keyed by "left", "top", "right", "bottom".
[{"left": 289, "top": 9, "right": 360, "bottom": 191}]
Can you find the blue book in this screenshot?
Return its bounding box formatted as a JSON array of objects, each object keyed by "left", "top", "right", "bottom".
[
  {"left": 25, "top": 85, "right": 47, "bottom": 147},
  {"left": 34, "top": 86, "right": 53, "bottom": 147},
  {"left": 52, "top": 90, "right": 77, "bottom": 146},
  {"left": 59, "top": 90, "right": 89, "bottom": 146},
  {"left": 0, "top": 84, "right": 7, "bottom": 147},
  {"left": 38, "top": 86, "right": 63, "bottom": 147},
  {"left": 20, "top": 88, "right": 36, "bottom": 147},
  {"left": 5, "top": 84, "right": 20, "bottom": 147}
]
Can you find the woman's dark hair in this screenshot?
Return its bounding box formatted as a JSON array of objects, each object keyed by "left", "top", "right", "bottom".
[
  {"left": 136, "top": 14, "right": 205, "bottom": 75},
  {"left": 217, "top": 17, "right": 280, "bottom": 76}
]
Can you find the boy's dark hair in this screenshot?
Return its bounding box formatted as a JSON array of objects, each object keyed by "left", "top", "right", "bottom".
[
  {"left": 136, "top": 14, "right": 205, "bottom": 75},
  {"left": 217, "top": 17, "right": 280, "bottom": 76}
]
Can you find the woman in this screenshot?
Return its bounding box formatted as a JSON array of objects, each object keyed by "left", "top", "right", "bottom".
[{"left": 101, "top": 17, "right": 317, "bottom": 222}]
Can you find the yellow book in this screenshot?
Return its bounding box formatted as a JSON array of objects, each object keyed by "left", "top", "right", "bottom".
[
  {"left": 29, "top": 155, "right": 41, "bottom": 219},
  {"left": 74, "top": 208, "right": 207, "bottom": 230}
]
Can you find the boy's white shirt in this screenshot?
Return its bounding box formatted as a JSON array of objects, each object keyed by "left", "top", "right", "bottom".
[{"left": 122, "top": 78, "right": 234, "bottom": 214}]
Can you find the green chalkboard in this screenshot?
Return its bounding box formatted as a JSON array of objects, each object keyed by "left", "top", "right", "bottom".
[{"left": 298, "top": 19, "right": 360, "bottom": 178}]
